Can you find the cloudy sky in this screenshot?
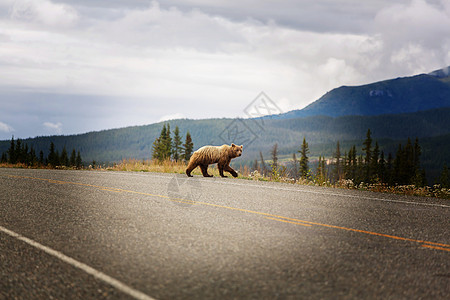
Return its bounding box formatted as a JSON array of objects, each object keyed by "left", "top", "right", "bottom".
[{"left": 1, "top": 0, "right": 449, "bottom": 139}]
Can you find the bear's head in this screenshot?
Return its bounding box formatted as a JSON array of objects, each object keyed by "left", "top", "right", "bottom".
[{"left": 231, "top": 143, "right": 243, "bottom": 158}]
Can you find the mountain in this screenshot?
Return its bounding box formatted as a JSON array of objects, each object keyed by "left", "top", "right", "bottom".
[
  {"left": 428, "top": 65, "right": 450, "bottom": 79},
  {"left": 1, "top": 107, "right": 449, "bottom": 182},
  {"left": 272, "top": 66, "right": 450, "bottom": 119},
  {"left": 1, "top": 67, "right": 450, "bottom": 182},
  {"left": 1, "top": 107, "right": 449, "bottom": 162}
]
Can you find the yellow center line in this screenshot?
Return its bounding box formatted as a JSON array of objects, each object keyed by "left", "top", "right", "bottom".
[
  {"left": 100, "top": 188, "right": 123, "bottom": 193},
  {"left": 48, "top": 180, "right": 67, "bottom": 184},
  {"left": 421, "top": 245, "right": 450, "bottom": 252},
  {"left": 4, "top": 174, "right": 449, "bottom": 252},
  {"left": 170, "top": 199, "right": 199, "bottom": 205},
  {"left": 265, "top": 217, "right": 312, "bottom": 227}
]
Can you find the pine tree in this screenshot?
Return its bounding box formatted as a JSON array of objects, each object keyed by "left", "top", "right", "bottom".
[
  {"left": 48, "top": 142, "right": 58, "bottom": 167},
  {"left": 333, "top": 141, "right": 342, "bottom": 182},
  {"left": 386, "top": 152, "right": 393, "bottom": 185},
  {"left": 259, "top": 151, "right": 267, "bottom": 177},
  {"left": 156, "top": 124, "right": 167, "bottom": 160},
  {"left": 342, "top": 151, "right": 348, "bottom": 179},
  {"left": 270, "top": 143, "right": 279, "bottom": 179},
  {"left": 362, "top": 129, "right": 372, "bottom": 165},
  {"left": 317, "top": 156, "right": 327, "bottom": 183},
  {"left": 362, "top": 129, "right": 372, "bottom": 181},
  {"left": 271, "top": 143, "right": 278, "bottom": 170},
  {"left": 172, "top": 126, "right": 182, "bottom": 162},
  {"left": 23, "top": 143, "right": 29, "bottom": 164},
  {"left": 152, "top": 124, "right": 170, "bottom": 161},
  {"left": 164, "top": 123, "right": 172, "bottom": 160},
  {"left": 70, "top": 149, "right": 76, "bottom": 166},
  {"left": 48, "top": 142, "right": 55, "bottom": 166},
  {"left": 351, "top": 145, "right": 357, "bottom": 171},
  {"left": 1, "top": 152, "right": 7, "bottom": 163},
  {"left": 347, "top": 145, "right": 357, "bottom": 181},
  {"left": 61, "top": 146, "right": 69, "bottom": 166},
  {"left": 322, "top": 157, "right": 326, "bottom": 179},
  {"left": 152, "top": 137, "right": 162, "bottom": 161},
  {"left": 55, "top": 150, "right": 61, "bottom": 167},
  {"left": 76, "top": 151, "right": 82, "bottom": 169},
  {"left": 39, "top": 150, "right": 44, "bottom": 165},
  {"left": 291, "top": 153, "right": 299, "bottom": 182},
  {"left": 8, "top": 136, "right": 16, "bottom": 164},
  {"left": 440, "top": 163, "right": 449, "bottom": 188},
  {"left": 161, "top": 124, "right": 168, "bottom": 159},
  {"left": 15, "top": 139, "right": 22, "bottom": 163},
  {"left": 356, "top": 154, "right": 364, "bottom": 183},
  {"left": 404, "top": 138, "right": 415, "bottom": 181},
  {"left": 370, "top": 141, "right": 380, "bottom": 181},
  {"left": 413, "top": 138, "right": 421, "bottom": 171},
  {"left": 379, "top": 151, "right": 386, "bottom": 183},
  {"left": 299, "top": 137, "right": 309, "bottom": 178},
  {"left": 393, "top": 144, "right": 403, "bottom": 184},
  {"left": 29, "top": 146, "right": 37, "bottom": 166},
  {"left": 393, "top": 140, "right": 416, "bottom": 185},
  {"left": 411, "top": 137, "right": 425, "bottom": 186},
  {"left": 183, "top": 131, "right": 194, "bottom": 161}
]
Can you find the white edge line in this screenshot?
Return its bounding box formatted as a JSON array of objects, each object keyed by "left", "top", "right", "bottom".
[
  {"left": 4, "top": 170, "right": 449, "bottom": 208},
  {"left": 0, "top": 225, "right": 156, "bottom": 300},
  {"left": 207, "top": 179, "right": 450, "bottom": 208},
  {"left": 99, "top": 171, "right": 450, "bottom": 208},
  {"left": 54, "top": 171, "right": 450, "bottom": 208}
]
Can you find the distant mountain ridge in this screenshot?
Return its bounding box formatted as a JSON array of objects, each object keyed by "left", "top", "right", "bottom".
[
  {"left": 271, "top": 66, "right": 450, "bottom": 119},
  {"left": 428, "top": 66, "right": 450, "bottom": 78},
  {"left": 1, "top": 67, "right": 449, "bottom": 182},
  {"left": 1, "top": 107, "right": 449, "bottom": 162},
  {"left": 1, "top": 107, "right": 449, "bottom": 182}
]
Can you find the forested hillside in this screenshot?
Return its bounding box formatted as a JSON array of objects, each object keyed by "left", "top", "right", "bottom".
[{"left": 1, "top": 108, "right": 449, "bottom": 182}]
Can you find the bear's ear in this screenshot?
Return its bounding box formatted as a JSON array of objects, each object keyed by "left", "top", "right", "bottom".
[
  {"left": 240, "top": 145, "right": 243, "bottom": 149},
  {"left": 231, "top": 143, "right": 236, "bottom": 147}
]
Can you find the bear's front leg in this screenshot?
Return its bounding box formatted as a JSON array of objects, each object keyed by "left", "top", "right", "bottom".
[
  {"left": 225, "top": 165, "right": 238, "bottom": 177},
  {"left": 200, "top": 164, "right": 213, "bottom": 177},
  {"left": 218, "top": 164, "right": 228, "bottom": 177},
  {"left": 186, "top": 162, "right": 198, "bottom": 177}
]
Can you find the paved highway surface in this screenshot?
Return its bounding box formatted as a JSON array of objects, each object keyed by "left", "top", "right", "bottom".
[{"left": 1, "top": 168, "right": 449, "bottom": 299}]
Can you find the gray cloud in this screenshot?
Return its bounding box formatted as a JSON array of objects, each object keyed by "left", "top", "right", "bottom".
[
  {"left": 0, "top": 121, "right": 14, "bottom": 133},
  {"left": 53, "top": 0, "right": 410, "bottom": 34},
  {"left": 0, "top": 0, "right": 449, "bottom": 139}
]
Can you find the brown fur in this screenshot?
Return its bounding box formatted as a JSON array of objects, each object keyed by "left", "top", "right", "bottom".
[{"left": 186, "top": 143, "right": 243, "bottom": 177}]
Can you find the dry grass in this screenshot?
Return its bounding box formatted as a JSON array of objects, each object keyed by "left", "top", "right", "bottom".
[
  {"left": 2, "top": 159, "right": 448, "bottom": 199},
  {"left": 108, "top": 159, "right": 256, "bottom": 179},
  {"left": 106, "top": 158, "right": 227, "bottom": 177},
  {"left": 0, "top": 162, "right": 54, "bottom": 169},
  {"left": 337, "top": 179, "right": 450, "bottom": 199},
  {"left": 109, "top": 159, "right": 187, "bottom": 174},
  {"left": 246, "top": 170, "right": 450, "bottom": 199}
]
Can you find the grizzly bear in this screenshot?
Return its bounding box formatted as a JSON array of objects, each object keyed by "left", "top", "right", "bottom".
[{"left": 186, "top": 143, "right": 243, "bottom": 177}]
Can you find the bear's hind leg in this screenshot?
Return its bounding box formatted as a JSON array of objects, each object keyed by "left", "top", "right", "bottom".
[
  {"left": 200, "top": 164, "right": 213, "bottom": 177},
  {"left": 225, "top": 165, "right": 238, "bottom": 177}
]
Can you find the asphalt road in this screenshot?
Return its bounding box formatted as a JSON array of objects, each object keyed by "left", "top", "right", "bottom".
[{"left": 1, "top": 168, "right": 449, "bottom": 299}]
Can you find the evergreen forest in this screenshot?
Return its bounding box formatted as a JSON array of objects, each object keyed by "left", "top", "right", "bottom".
[{"left": 1, "top": 137, "right": 83, "bottom": 169}]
